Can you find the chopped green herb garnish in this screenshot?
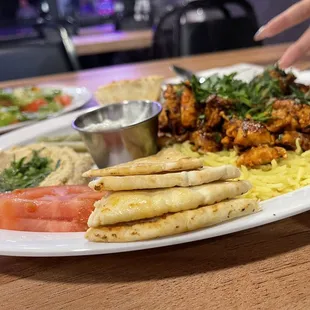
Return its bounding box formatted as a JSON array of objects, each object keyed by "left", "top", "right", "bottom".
[
  {"left": 189, "top": 64, "right": 310, "bottom": 122},
  {"left": 0, "top": 150, "right": 59, "bottom": 192},
  {"left": 191, "top": 73, "right": 251, "bottom": 105}
]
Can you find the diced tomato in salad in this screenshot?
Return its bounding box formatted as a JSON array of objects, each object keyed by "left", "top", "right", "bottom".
[
  {"left": 21, "top": 94, "right": 72, "bottom": 113},
  {"left": 55, "top": 94, "right": 72, "bottom": 107},
  {"left": 0, "top": 186, "right": 106, "bottom": 232},
  {"left": 22, "top": 98, "right": 48, "bottom": 112}
]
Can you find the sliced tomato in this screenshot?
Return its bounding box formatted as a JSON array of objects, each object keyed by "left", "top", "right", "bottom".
[
  {"left": 0, "top": 186, "right": 106, "bottom": 232},
  {"left": 22, "top": 98, "right": 48, "bottom": 112},
  {"left": 0, "top": 218, "right": 88, "bottom": 232},
  {"left": 7, "top": 185, "right": 94, "bottom": 199},
  {"left": 55, "top": 94, "right": 72, "bottom": 107}
]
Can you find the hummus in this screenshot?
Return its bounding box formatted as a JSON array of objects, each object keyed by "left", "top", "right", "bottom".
[{"left": 0, "top": 143, "right": 94, "bottom": 187}]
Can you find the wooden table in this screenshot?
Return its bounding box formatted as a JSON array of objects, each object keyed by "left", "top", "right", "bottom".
[
  {"left": 73, "top": 29, "right": 153, "bottom": 56},
  {"left": 78, "top": 24, "right": 116, "bottom": 36},
  {"left": 2, "top": 44, "right": 310, "bottom": 310}
]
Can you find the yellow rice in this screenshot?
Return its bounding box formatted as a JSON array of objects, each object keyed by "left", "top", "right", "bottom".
[{"left": 172, "top": 141, "right": 310, "bottom": 201}]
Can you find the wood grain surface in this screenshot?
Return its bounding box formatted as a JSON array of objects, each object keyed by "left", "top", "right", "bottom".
[
  {"left": 1, "top": 214, "right": 310, "bottom": 310},
  {"left": 73, "top": 29, "right": 153, "bottom": 55},
  {"left": 1, "top": 44, "right": 310, "bottom": 310},
  {"left": 78, "top": 24, "right": 116, "bottom": 36}
]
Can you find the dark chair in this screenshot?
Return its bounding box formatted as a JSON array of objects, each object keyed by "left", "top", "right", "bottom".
[
  {"left": 153, "top": 2, "right": 230, "bottom": 59},
  {"left": 152, "top": 8, "right": 177, "bottom": 60},
  {"left": 0, "top": 19, "right": 43, "bottom": 45},
  {"left": 0, "top": 24, "right": 80, "bottom": 82},
  {"left": 153, "top": 0, "right": 261, "bottom": 59}
]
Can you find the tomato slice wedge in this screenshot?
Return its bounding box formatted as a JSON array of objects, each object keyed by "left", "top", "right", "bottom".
[
  {"left": 0, "top": 218, "right": 89, "bottom": 232},
  {"left": 55, "top": 95, "right": 72, "bottom": 107},
  {"left": 0, "top": 186, "right": 106, "bottom": 232},
  {"left": 22, "top": 98, "right": 48, "bottom": 112}
]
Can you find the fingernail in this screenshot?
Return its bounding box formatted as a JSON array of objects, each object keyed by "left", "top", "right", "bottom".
[
  {"left": 254, "top": 26, "right": 266, "bottom": 41},
  {"left": 278, "top": 57, "right": 290, "bottom": 69},
  {"left": 278, "top": 59, "right": 288, "bottom": 69}
]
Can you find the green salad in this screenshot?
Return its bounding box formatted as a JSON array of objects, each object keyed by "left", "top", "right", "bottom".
[{"left": 0, "top": 86, "right": 72, "bottom": 127}]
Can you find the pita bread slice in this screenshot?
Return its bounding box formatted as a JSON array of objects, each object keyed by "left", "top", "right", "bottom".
[
  {"left": 83, "top": 148, "right": 203, "bottom": 177},
  {"left": 89, "top": 165, "right": 241, "bottom": 192},
  {"left": 85, "top": 198, "right": 260, "bottom": 242},
  {"left": 88, "top": 180, "right": 252, "bottom": 227},
  {"left": 95, "top": 76, "right": 164, "bottom": 105}
]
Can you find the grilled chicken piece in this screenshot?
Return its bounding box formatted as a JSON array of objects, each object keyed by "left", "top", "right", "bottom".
[
  {"left": 237, "top": 145, "right": 287, "bottom": 167},
  {"left": 234, "top": 120, "right": 275, "bottom": 147},
  {"left": 221, "top": 118, "right": 242, "bottom": 149},
  {"left": 204, "top": 95, "right": 232, "bottom": 129},
  {"left": 223, "top": 119, "right": 242, "bottom": 138},
  {"left": 158, "top": 107, "right": 169, "bottom": 131},
  {"left": 296, "top": 104, "right": 310, "bottom": 132},
  {"left": 180, "top": 84, "right": 197, "bottom": 129},
  {"left": 267, "top": 99, "right": 310, "bottom": 133},
  {"left": 205, "top": 106, "right": 222, "bottom": 129},
  {"left": 267, "top": 100, "right": 299, "bottom": 133},
  {"left": 276, "top": 131, "right": 310, "bottom": 151},
  {"left": 190, "top": 130, "right": 222, "bottom": 152},
  {"left": 159, "top": 84, "right": 183, "bottom": 134},
  {"left": 221, "top": 136, "right": 233, "bottom": 149},
  {"left": 158, "top": 86, "right": 172, "bottom": 131}
]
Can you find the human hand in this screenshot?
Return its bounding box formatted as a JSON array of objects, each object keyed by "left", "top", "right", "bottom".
[{"left": 254, "top": 0, "right": 310, "bottom": 68}]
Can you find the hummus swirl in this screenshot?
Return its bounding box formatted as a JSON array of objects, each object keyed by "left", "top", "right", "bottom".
[{"left": 0, "top": 143, "right": 93, "bottom": 187}]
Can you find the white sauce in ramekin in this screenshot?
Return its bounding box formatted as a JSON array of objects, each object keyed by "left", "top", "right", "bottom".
[{"left": 83, "top": 107, "right": 150, "bottom": 132}]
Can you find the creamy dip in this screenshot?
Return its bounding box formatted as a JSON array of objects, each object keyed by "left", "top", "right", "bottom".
[
  {"left": 84, "top": 119, "right": 129, "bottom": 132},
  {"left": 83, "top": 107, "right": 150, "bottom": 132}
]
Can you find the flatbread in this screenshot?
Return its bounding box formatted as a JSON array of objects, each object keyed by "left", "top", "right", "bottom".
[
  {"left": 85, "top": 198, "right": 260, "bottom": 242},
  {"left": 83, "top": 148, "right": 203, "bottom": 177},
  {"left": 88, "top": 180, "right": 252, "bottom": 226},
  {"left": 95, "top": 76, "right": 164, "bottom": 105},
  {"left": 89, "top": 165, "right": 241, "bottom": 191}
]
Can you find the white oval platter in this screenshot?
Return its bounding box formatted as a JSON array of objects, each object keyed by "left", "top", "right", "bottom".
[{"left": 1, "top": 64, "right": 310, "bottom": 257}]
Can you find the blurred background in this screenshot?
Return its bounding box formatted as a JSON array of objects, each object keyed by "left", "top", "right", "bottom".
[{"left": 0, "top": 0, "right": 307, "bottom": 80}]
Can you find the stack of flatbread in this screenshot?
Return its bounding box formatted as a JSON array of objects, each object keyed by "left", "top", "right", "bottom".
[
  {"left": 83, "top": 149, "right": 260, "bottom": 242},
  {"left": 95, "top": 76, "right": 164, "bottom": 105}
]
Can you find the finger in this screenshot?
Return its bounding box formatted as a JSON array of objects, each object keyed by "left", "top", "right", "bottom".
[
  {"left": 254, "top": 0, "right": 310, "bottom": 41},
  {"left": 278, "top": 27, "right": 310, "bottom": 68}
]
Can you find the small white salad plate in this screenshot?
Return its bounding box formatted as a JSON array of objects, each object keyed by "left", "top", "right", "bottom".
[
  {"left": 1, "top": 63, "right": 310, "bottom": 257},
  {"left": 0, "top": 85, "right": 92, "bottom": 134}
]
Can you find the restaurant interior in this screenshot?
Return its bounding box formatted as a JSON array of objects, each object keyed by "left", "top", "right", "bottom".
[
  {"left": 0, "top": 0, "right": 307, "bottom": 81},
  {"left": 2, "top": 1, "right": 310, "bottom": 309}
]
